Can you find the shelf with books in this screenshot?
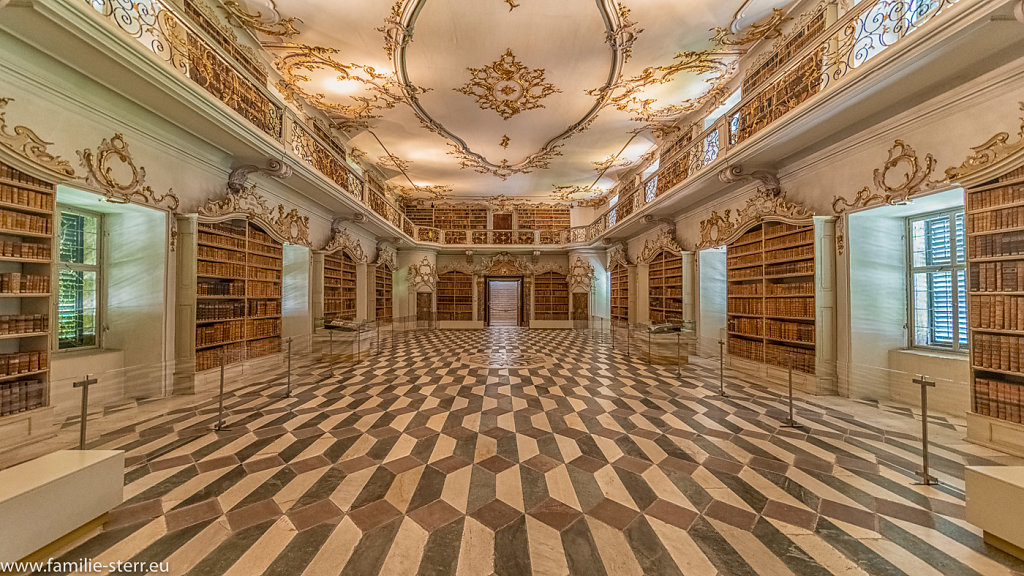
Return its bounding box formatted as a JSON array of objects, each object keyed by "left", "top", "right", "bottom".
[
  {"left": 0, "top": 162, "right": 53, "bottom": 421},
  {"left": 611, "top": 262, "right": 629, "bottom": 323},
  {"left": 648, "top": 250, "right": 682, "bottom": 324},
  {"left": 516, "top": 206, "right": 570, "bottom": 231},
  {"left": 967, "top": 174, "right": 1024, "bottom": 434},
  {"left": 376, "top": 263, "right": 393, "bottom": 322},
  {"left": 437, "top": 271, "right": 473, "bottom": 321},
  {"left": 534, "top": 271, "right": 569, "bottom": 321},
  {"left": 324, "top": 251, "right": 357, "bottom": 322}
]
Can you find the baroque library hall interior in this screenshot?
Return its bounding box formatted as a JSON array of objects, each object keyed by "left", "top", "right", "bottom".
[{"left": 2, "top": 0, "right": 1024, "bottom": 574}]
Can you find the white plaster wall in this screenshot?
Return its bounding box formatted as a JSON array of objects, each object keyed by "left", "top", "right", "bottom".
[
  {"left": 283, "top": 244, "right": 312, "bottom": 350},
  {"left": 698, "top": 248, "right": 727, "bottom": 357}
]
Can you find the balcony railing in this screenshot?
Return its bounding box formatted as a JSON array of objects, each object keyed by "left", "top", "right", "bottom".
[{"left": 85, "top": 0, "right": 962, "bottom": 249}]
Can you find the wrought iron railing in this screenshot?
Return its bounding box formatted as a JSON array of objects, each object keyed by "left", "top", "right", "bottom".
[{"left": 87, "top": 0, "right": 283, "bottom": 139}]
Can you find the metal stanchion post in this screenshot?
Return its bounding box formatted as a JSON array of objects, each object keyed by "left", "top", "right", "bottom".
[
  {"left": 329, "top": 330, "right": 334, "bottom": 360},
  {"left": 214, "top": 351, "right": 227, "bottom": 431},
  {"left": 391, "top": 319, "right": 395, "bottom": 351},
  {"left": 626, "top": 323, "right": 631, "bottom": 359},
  {"left": 611, "top": 318, "right": 616, "bottom": 350},
  {"left": 285, "top": 337, "right": 293, "bottom": 397},
  {"left": 718, "top": 339, "right": 727, "bottom": 397},
  {"left": 376, "top": 320, "right": 381, "bottom": 355},
  {"left": 73, "top": 374, "right": 97, "bottom": 450},
  {"left": 647, "top": 326, "right": 652, "bottom": 364},
  {"left": 676, "top": 328, "right": 681, "bottom": 377},
  {"left": 913, "top": 374, "right": 939, "bottom": 485},
  {"left": 781, "top": 354, "right": 803, "bottom": 429}
]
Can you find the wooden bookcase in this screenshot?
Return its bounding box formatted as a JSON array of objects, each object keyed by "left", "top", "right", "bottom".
[
  {"left": 404, "top": 206, "right": 434, "bottom": 227},
  {"left": 432, "top": 207, "right": 488, "bottom": 230},
  {"left": 437, "top": 271, "right": 473, "bottom": 321},
  {"left": 725, "top": 218, "right": 834, "bottom": 392},
  {"left": 648, "top": 250, "right": 683, "bottom": 324},
  {"left": 516, "top": 206, "right": 570, "bottom": 230},
  {"left": 534, "top": 272, "right": 569, "bottom": 320},
  {"left": 376, "top": 263, "right": 393, "bottom": 322},
  {"left": 194, "top": 219, "right": 282, "bottom": 372},
  {"left": 0, "top": 161, "right": 52, "bottom": 421},
  {"left": 611, "top": 262, "right": 629, "bottom": 323},
  {"left": 324, "top": 251, "right": 357, "bottom": 322},
  {"left": 967, "top": 174, "right": 1024, "bottom": 427}
]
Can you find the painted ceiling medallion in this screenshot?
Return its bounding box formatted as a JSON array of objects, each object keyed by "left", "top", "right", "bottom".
[{"left": 455, "top": 49, "right": 561, "bottom": 121}]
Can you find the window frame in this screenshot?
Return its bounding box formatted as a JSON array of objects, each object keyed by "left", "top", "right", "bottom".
[
  {"left": 55, "top": 205, "right": 104, "bottom": 352},
  {"left": 905, "top": 207, "right": 966, "bottom": 353}
]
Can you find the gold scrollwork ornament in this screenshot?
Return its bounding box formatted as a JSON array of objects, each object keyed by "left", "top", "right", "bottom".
[{"left": 78, "top": 133, "right": 179, "bottom": 211}]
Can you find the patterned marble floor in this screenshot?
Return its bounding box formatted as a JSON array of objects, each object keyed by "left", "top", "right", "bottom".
[{"left": 45, "top": 328, "right": 1024, "bottom": 575}]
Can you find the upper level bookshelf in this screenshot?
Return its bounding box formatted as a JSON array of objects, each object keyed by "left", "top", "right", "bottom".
[
  {"left": 967, "top": 174, "right": 1024, "bottom": 426},
  {"left": 516, "top": 206, "right": 570, "bottom": 231},
  {"left": 324, "top": 251, "right": 357, "bottom": 322},
  {"left": 0, "top": 161, "right": 52, "bottom": 420},
  {"left": 648, "top": 250, "right": 683, "bottom": 324},
  {"left": 194, "top": 219, "right": 282, "bottom": 371},
  {"left": 535, "top": 271, "right": 569, "bottom": 320},
  {"left": 437, "top": 271, "right": 473, "bottom": 321},
  {"left": 611, "top": 262, "right": 629, "bottom": 324}
]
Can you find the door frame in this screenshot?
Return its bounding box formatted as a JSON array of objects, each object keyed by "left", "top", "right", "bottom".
[{"left": 484, "top": 276, "right": 524, "bottom": 326}]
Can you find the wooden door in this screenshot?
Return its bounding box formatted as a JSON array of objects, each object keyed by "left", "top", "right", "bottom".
[
  {"left": 492, "top": 213, "right": 512, "bottom": 230},
  {"left": 572, "top": 293, "right": 589, "bottom": 325},
  {"left": 416, "top": 292, "right": 433, "bottom": 324}
]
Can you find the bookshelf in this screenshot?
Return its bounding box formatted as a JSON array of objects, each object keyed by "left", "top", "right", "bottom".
[
  {"left": 534, "top": 272, "right": 569, "bottom": 320},
  {"left": 437, "top": 271, "right": 473, "bottom": 321},
  {"left": 611, "top": 262, "right": 629, "bottom": 323},
  {"left": 516, "top": 206, "right": 570, "bottom": 230},
  {"left": 648, "top": 250, "right": 683, "bottom": 324},
  {"left": 324, "top": 251, "right": 357, "bottom": 322},
  {"left": 194, "top": 219, "right": 282, "bottom": 371},
  {"left": 376, "top": 263, "right": 393, "bottom": 322},
  {"left": 435, "top": 207, "right": 487, "bottom": 230},
  {"left": 967, "top": 174, "right": 1024, "bottom": 430},
  {"left": 724, "top": 218, "right": 835, "bottom": 393},
  {"left": 0, "top": 161, "right": 52, "bottom": 421}
]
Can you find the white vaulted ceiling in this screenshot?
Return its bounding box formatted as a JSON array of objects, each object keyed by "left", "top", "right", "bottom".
[{"left": 227, "top": 0, "right": 793, "bottom": 201}]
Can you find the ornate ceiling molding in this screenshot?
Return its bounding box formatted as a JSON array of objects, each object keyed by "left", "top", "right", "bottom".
[
  {"left": 638, "top": 227, "right": 682, "bottom": 264},
  {"left": 455, "top": 49, "right": 561, "bottom": 120},
  {"left": 503, "top": 0, "right": 521, "bottom": 11},
  {"left": 408, "top": 256, "right": 437, "bottom": 292},
  {"left": 376, "top": 154, "right": 410, "bottom": 173},
  {"left": 832, "top": 140, "right": 944, "bottom": 215},
  {"left": 393, "top": 184, "right": 452, "bottom": 200},
  {"left": 78, "top": 133, "right": 180, "bottom": 211},
  {"left": 568, "top": 256, "right": 596, "bottom": 293},
  {"left": 697, "top": 187, "right": 813, "bottom": 249},
  {"left": 198, "top": 186, "right": 311, "bottom": 246},
  {"left": 387, "top": 0, "right": 633, "bottom": 180},
  {"left": 608, "top": 242, "right": 632, "bottom": 269},
  {"left": 711, "top": 8, "right": 788, "bottom": 46},
  {"left": 480, "top": 252, "right": 534, "bottom": 276},
  {"left": 321, "top": 221, "right": 367, "bottom": 261},
  {"left": 375, "top": 242, "right": 397, "bottom": 270},
  {"left": 552, "top": 185, "right": 604, "bottom": 203},
  {"left": 945, "top": 102, "right": 1024, "bottom": 182},
  {"left": 593, "top": 154, "right": 634, "bottom": 173},
  {"left": 0, "top": 98, "right": 75, "bottom": 178},
  {"left": 221, "top": 0, "right": 301, "bottom": 38},
  {"left": 534, "top": 261, "right": 568, "bottom": 276}
]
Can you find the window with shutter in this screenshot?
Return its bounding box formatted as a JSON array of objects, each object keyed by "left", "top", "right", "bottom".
[{"left": 907, "top": 209, "right": 966, "bottom": 351}]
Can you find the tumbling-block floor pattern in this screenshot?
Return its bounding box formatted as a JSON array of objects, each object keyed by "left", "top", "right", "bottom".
[{"left": 48, "top": 328, "right": 1024, "bottom": 575}]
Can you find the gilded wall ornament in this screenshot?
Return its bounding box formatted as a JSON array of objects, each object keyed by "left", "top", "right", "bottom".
[
  {"left": 831, "top": 140, "right": 943, "bottom": 215},
  {"left": 227, "top": 159, "right": 292, "bottom": 193},
  {"left": 376, "top": 154, "right": 410, "bottom": 173},
  {"left": 534, "top": 261, "right": 568, "bottom": 276},
  {"left": 455, "top": 49, "right": 561, "bottom": 120},
  {"left": 480, "top": 252, "right": 533, "bottom": 276},
  {"left": 199, "top": 187, "right": 311, "bottom": 246},
  {"left": 607, "top": 3, "right": 643, "bottom": 63},
  {"left": 378, "top": 0, "right": 411, "bottom": 60},
  {"left": 0, "top": 98, "right": 75, "bottom": 177},
  {"left": 567, "top": 256, "right": 596, "bottom": 293},
  {"left": 608, "top": 242, "right": 632, "bottom": 269},
  {"left": 711, "top": 8, "right": 788, "bottom": 46},
  {"left": 638, "top": 228, "right": 682, "bottom": 263},
  {"left": 697, "top": 188, "right": 812, "bottom": 249},
  {"left": 945, "top": 102, "right": 1024, "bottom": 181},
  {"left": 78, "top": 133, "right": 180, "bottom": 211},
  {"left": 408, "top": 257, "right": 437, "bottom": 292},
  {"left": 438, "top": 259, "right": 476, "bottom": 276},
  {"left": 221, "top": 0, "right": 301, "bottom": 38},
  {"left": 392, "top": 185, "right": 452, "bottom": 200},
  {"left": 593, "top": 154, "right": 634, "bottom": 173},
  {"left": 500, "top": 135, "right": 510, "bottom": 149},
  {"left": 321, "top": 221, "right": 367, "bottom": 261},
  {"left": 552, "top": 185, "right": 603, "bottom": 202}
]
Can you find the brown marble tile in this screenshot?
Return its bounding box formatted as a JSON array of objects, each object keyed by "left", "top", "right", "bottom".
[
  {"left": 762, "top": 500, "right": 818, "bottom": 531},
  {"left": 338, "top": 455, "right": 378, "bottom": 473},
  {"left": 408, "top": 500, "right": 462, "bottom": 531},
  {"left": 522, "top": 454, "right": 560, "bottom": 473},
  {"left": 290, "top": 455, "right": 332, "bottom": 474},
  {"left": 253, "top": 425, "right": 289, "bottom": 439},
  {"left": 148, "top": 454, "right": 194, "bottom": 472},
  {"left": 645, "top": 499, "right": 698, "bottom": 531},
  {"left": 588, "top": 498, "right": 640, "bottom": 530},
  {"left": 702, "top": 456, "right": 744, "bottom": 476},
  {"left": 613, "top": 455, "right": 652, "bottom": 475},
  {"left": 835, "top": 455, "right": 879, "bottom": 474},
  {"left": 288, "top": 499, "right": 344, "bottom": 532},
  {"left": 874, "top": 498, "right": 936, "bottom": 528},
  {"left": 471, "top": 500, "right": 521, "bottom": 531},
  {"left": 368, "top": 425, "right": 401, "bottom": 439},
  {"left": 568, "top": 455, "right": 607, "bottom": 473},
  {"left": 478, "top": 455, "right": 515, "bottom": 474},
  {"left": 793, "top": 455, "right": 834, "bottom": 474},
  {"left": 659, "top": 456, "right": 699, "bottom": 476},
  {"left": 432, "top": 455, "right": 471, "bottom": 474},
  {"left": 292, "top": 426, "right": 325, "bottom": 439},
  {"left": 927, "top": 498, "right": 966, "bottom": 519},
  {"left": 704, "top": 500, "right": 757, "bottom": 531},
  {"left": 105, "top": 499, "right": 164, "bottom": 530},
  {"left": 243, "top": 455, "right": 286, "bottom": 473},
  {"left": 405, "top": 426, "right": 437, "bottom": 439},
  {"left": 330, "top": 426, "right": 362, "bottom": 439},
  {"left": 747, "top": 456, "right": 789, "bottom": 475},
  {"left": 385, "top": 455, "right": 423, "bottom": 474},
  {"left": 164, "top": 499, "right": 223, "bottom": 532},
  {"left": 818, "top": 499, "right": 877, "bottom": 532},
  {"left": 227, "top": 499, "right": 283, "bottom": 532},
  {"left": 529, "top": 497, "right": 582, "bottom": 532},
  {"left": 348, "top": 500, "right": 401, "bottom": 532},
  {"left": 195, "top": 454, "right": 241, "bottom": 473}
]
